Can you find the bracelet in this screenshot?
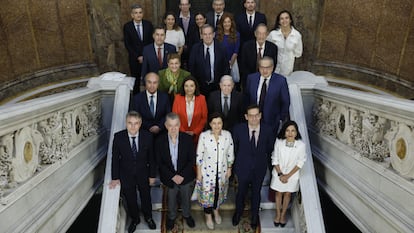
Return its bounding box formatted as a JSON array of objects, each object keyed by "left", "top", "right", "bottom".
[{"left": 277, "top": 172, "right": 283, "bottom": 177}]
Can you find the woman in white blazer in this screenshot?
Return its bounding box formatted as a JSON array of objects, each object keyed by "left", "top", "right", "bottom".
[{"left": 270, "top": 120, "right": 306, "bottom": 227}]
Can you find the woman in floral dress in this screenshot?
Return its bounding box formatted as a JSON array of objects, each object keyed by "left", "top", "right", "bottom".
[{"left": 196, "top": 112, "right": 234, "bottom": 230}]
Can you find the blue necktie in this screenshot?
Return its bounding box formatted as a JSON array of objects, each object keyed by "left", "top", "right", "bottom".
[
  {"left": 150, "top": 95, "right": 155, "bottom": 117},
  {"left": 136, "top": 24, "right": 142, "bottom": 41},
  {"left": 131, "top": 136, "right": 137, "bottom": 158}
]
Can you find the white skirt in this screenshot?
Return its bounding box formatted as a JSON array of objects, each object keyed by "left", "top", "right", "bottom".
[{"left": 270, "top": 169, "right": 300, "bottom": 192}]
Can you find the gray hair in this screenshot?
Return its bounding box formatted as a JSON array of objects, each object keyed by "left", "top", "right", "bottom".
[
  {"left": 166, "top": 112, "right": 180, "bottom": 122},
  {"left": 131, "top": 4, "right": 142, "bottom": 10},
  {"left": 254, "top": 23, "right": 268, "bottom": 33},
  {"left": 259, "top": 56, "right": 274, "bottom": 67},
  {"left": 126, "top": 110, "right": 142, "bottom": 120},
  {"left": 220, "top": 75, "right": 234, "bottom": 84},
  {"left": 201, "top": 24, "right": 214, "bottom": 33}
]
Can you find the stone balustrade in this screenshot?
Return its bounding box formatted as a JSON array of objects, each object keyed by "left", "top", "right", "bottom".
[
  {"left": 312, "top": 88, "right": 414, "bottom": 179},
  {"left": 0, "top": 89, "right": 102, "bottom": 203}
]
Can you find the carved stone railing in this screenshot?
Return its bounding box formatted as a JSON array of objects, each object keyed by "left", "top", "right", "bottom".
[
  {"left": 0, "top": 90, "right": 102, "bottom": 203},
  {"left": 312, "top": 88, "right": 414, "bottom": 179},
  {"left": 0, "top": 72, "right": 134, "bottom": 233}
]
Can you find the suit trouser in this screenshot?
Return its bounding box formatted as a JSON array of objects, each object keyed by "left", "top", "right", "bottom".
[
  {"left": 235, "top": 171, "right": 265, "bottom": 220},
  {"left": 121, "top": 174, "right": 152, "bottom": 221},
  {"left": 167, "top": 181, "right": 194, "bottom": 220}
]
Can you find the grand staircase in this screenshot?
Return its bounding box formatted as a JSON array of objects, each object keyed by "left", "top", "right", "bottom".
[
  {"left": 97, "top": 71, "right": 325, "bottom": 233},
  {"left": 128, "top": 182, "right": 296, "bottom": 233}
]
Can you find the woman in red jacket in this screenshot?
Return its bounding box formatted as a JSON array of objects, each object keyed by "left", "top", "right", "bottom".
[{"left": 172, "top": 76, "right": 208, "bottom": 145}]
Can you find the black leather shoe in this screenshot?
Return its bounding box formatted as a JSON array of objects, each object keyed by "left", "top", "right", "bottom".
[
  {"left": 280, "top": 222, "right": 287, "bottom": 228},
  {"left": 184, "top": 216, "right": 195, "bottom": 228},
  {"left": 166, "top": 218, "right": 175, "bottom": 230},
  {"left": 145, "top": 218, "right": 156, "bottom": 229},
  {"left": 232, "top": 213, "right": 240, "bottom": 226},
  {"left": 250, "top": 223, "right": 257, "bottom": 230},
  {"left": 274, "top": 221, "right": 280, "bottom": 227},
  {"left": 128, "top": 221, "right": 138, "bottom": 233}
]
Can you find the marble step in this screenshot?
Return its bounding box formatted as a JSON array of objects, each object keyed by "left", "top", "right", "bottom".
[{"left": 130, "top": 185, "right": 296, "bottom": 233}]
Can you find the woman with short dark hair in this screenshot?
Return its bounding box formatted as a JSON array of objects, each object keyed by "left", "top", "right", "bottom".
[{"left": 270, "top": 120, "right": 306, "bottom": 227}]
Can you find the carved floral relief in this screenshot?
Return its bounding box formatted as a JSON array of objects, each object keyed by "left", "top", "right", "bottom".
[
  {"left": 0, "top": 98, "right": 102, "bottom": 198},
  {"left": 313, "top": 97, "right": 414, "bottom": 179}
]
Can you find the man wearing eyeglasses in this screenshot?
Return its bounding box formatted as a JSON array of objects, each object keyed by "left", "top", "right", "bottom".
[
  {"left": 245, "top": 56, "right": 290, "bottom": 136},
  {"left": 231, "top": 104, "right": 274, "bottom": 231}
]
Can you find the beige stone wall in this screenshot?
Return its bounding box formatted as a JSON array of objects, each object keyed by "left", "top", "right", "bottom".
[{"left": 312, "top": 0, "right": 414, "bottom": 98}]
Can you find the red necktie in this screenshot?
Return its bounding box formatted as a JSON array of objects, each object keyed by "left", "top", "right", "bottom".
[
  {"left": 157, "top": 47, "right": 162, "bottom": 67},
  {"left": 256, "top": 47, "right": 262, "bottom": 70}
]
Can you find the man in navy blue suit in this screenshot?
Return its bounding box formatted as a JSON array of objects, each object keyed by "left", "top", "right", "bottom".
[
  {"left": 109, "top": 111, "right": 157, "bottom": 232},
  {"left": 206, "top": 0, "right": 227, "bottom": 30},
  {"left": 245, "top": 56, "right": 290, "bottom": 136},
  {"left": 236, "top": 0, "right": 267, "bottom": 53},
  {"left": 188, "top": 24, "right": 230, "bottom": 97},
  {"left": 141, "top": 26, "right": 176, "bottom": 82},
  {"left": 232, "top": 105, "right": 274, "bottom": 230},
  {"left": 131, "top": 72, "right": 171, "bottom": 136},
  {"left": 123, "top": 4, "right": 154, "bottom": 94}
]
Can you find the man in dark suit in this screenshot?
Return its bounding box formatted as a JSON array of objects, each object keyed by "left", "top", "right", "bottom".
[
  {"left": 245, "top": 56, "right": 290, "bottom": 137},
  {"left": 206, "top": 0, "right": 227, "bottom": 29},
  {"left": 177, "top": 0, "right": 196, "bottom": 68},
  {"left": 235, "top": 0, "right": 267, "bottom": 53},
  {"left": 188, "top": 24, "right": 230, "bottom": 97},
  {"left": 123, "top": 4, "right": 154, "bottom": 94},
  {"left": 156, "top": 113, "right": 196, "bottom": 230},
  {"left": 239, "top": 24, "right": 277, "bottom": 90},
  {"left": 207, "top": 75, "right": 244, "bottom": 131},
  {"left": 131, "top": 72, "right": 171, "bottom": 136},
  {"left": 109, "top": 111, "right": 157, "bottom": 232},
  {"left": 231, "top": 105, "right": 274, "bottom": 230},
  {"left": 141, "top": 26, "right": 176, "bottom": 80}
]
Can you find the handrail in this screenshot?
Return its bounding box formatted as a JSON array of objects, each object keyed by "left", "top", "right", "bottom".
[
  {"left": 287, "top": 71, "right": 327, "bottom": 233},
  {"left": 87, "top": 73, "right": 134, "bottom": 233}
]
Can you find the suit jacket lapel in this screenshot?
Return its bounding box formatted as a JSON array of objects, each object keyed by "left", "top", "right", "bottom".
[
  {"left": 163, "top": 45, "right": 170, "bottom": 67},
  {"left": 252, "top": 74, "right": 260, "bottom": 103}
]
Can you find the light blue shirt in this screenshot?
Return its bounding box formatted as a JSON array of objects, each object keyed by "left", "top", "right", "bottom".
[{"left": 168, "top": 134, "right": 179, "bottom": 171}]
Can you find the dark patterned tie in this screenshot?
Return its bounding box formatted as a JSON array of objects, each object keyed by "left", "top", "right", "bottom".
[
  {"left": 216, "top": 14, "right": 220, "bottom": 28},
  {"left": 136, "top": 24, "right": 142, "bottom": 41},
  {"left": 251, "top": 130, "right": 256, "bottom": 149},
  {"left": 259, "top": 78, "right": 267, "bottom": 113},
  {"left": 223, "top": 95, "right": 229, "bottom": 117},
  {"left": 131, "top": 136, "right": 137, "bottom": 158},
  {"left": 249, "top": 15, "right": 253, "bottom": 28},
  {"left": 205, "top": 47, "right": 211, "bottom": 83}
]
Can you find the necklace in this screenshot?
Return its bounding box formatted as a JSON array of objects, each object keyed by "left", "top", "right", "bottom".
[{"left": 286, "top": 140, "right": 295, "bottom": 147}]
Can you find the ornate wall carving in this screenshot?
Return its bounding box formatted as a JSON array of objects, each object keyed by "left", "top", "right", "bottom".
[
  {"left": 0, "top": 98, "right": 102, "bottom": 198},
  {"left": 313, "top": 97, "right": 414, "bottom": 178}
]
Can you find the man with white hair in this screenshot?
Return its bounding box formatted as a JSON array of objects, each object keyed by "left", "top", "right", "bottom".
[{"left": 207, "top": 75, "right": 244, "bottom": 131}]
